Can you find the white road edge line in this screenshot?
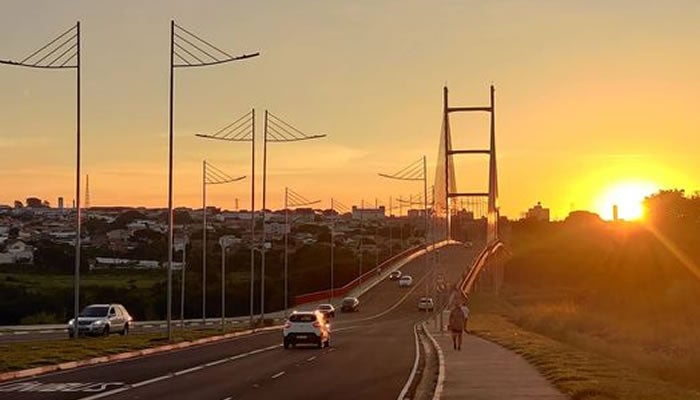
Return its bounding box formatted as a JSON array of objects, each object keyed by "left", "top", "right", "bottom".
[
  {"left": 271, "top": 371, "right": 285, "bottom": 379},
  {"left": 75, "top": 345, "right": 280, "bottom": 400},
  {"left": 396, "top": 323, "right": 421, "bottom": 400},
  {"left": 423, "top": 322, "right": 445, "bottom": 400}
]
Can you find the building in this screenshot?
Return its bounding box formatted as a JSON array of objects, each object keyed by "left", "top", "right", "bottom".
[
  {"left": 525, "top": 202, "right": 550, "bottom": 222},
  {"left": 351, "top": 206, "right": 385, "bottom": 221},
  {"left": 91, "top": 257, "right": 160, "bottom": 270},
  {"left": 0, "top": 240, "right": 34, "bottom": 265}
]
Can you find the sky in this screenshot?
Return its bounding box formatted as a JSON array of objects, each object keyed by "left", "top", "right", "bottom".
[{"left": 0, "top": 0, "right": 698, "bottom": 220}]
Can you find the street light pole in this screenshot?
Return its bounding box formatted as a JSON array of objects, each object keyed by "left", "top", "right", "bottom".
[
  {"left": 330, "top": 198, "right": 335, "bottom": 302},
  {"left": 249, "top": 109, "right": 256, "bottom": 326},
  {"left": 166, "top": 20, "right": 175, "bottom": 341},
  {"left": 284, "top": 187, "right": 289, "bottom": 314},
  {"left": 260, "top": 111, "right": 268, "bottom": 322},
  {"left": 202, "top": 160, "right": 207, "bottom": 325},
  {"left": 220, "top": 243, "right": 226, "bottom": 331},
  {"left": 171, "top": 22, "right": 259, "bottom": 339}
]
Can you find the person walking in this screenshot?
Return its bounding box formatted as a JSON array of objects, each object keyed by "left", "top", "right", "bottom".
[
  {"left": 460, "top": 298, "right": 470, "bottom": 334},
  {"left": 448, "top": 303, "right": 466, "bottom": 350}
]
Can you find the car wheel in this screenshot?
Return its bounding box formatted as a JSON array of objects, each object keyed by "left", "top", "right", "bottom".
[
  {"left": 283, "top": 339, "right": 290, "bottom": 349},
  {"left": 68, "top": 332, "right": 75, "bottom": 339},
  {"left": 325, "top": 338, "right": 331, "bottom": 348},
  {"left": 317, "top": 339, "right": 323, "bottom": 349},
  {"left": 102, "top": 326, "right": 110, "bottom": 337},
  {"left": 120, "top": 323, "right": 129, "bottom": 336}
]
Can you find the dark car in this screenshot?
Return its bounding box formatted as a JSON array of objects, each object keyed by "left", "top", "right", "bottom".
[
  {"left": 341, "top": 297, "right": 360, "bottom": 312},
  {"left": 389, "top": 270, "right": 402, "bottom": 280}
]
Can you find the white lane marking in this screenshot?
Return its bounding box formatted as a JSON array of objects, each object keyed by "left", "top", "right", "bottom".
[
  {"left": 14, "top": 331, "right": 28, "bottom": 335},
  {"left": 271, "top": 371, "right": 285, "bottom": 379},
  {"left": 306, "top": 356, "right": 316, "bottom": 362},
  {"left": 205, "top": 359, "right": 228, "bottom": 367},
  {"left": 39, "top": 330, "right": 54, "bottom": 334},
  {"left": 75, "top": 386, "right": 130, "bottom": 400},
  {"left": 75, "top": 344, "right": 281, "bottom": 400},
  {"left": 131, "top": 375, "right": 171, "bottom": 388},
  {"left": 396, "top": 323, "right": 421, "bottom": 400},
  {"left": 174, "top": 365, "right": 203, "bottom": 376},
  {"left": 222, "top": 397, "right": 232, "bottom": 400},
  {"left": 424, "top": 322, "right": 445, "bottom": 400}
]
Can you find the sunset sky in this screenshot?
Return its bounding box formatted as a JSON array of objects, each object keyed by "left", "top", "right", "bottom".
[{"left": 0, "top": 1, "right": 698, "bottom": 220}]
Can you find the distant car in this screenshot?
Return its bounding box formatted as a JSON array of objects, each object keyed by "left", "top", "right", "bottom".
[
  {"left": 399, "top": 276, "right": 413, "bottom": 287},
  {"left": 67, "top": 304, "right": 132, "bottom": 338},
  {"left": 389, "top": 270, "right": 402, "bottom": 280},
  {"left": 283, "top": 311, "right": 331, "bottom": 349},
  {"left": 341, "top": 297, "right": 360, "bottom": 312},
  {"left": 418, "top": 297, "right": 435, "bottom": 312},
  {"left": 316, "top": 303, "right": 336, "bottom": 318}
]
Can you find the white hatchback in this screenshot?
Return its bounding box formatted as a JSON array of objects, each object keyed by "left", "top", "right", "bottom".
[
  {"left": 283, "top": 311, "right": 331, "bottom": 349},
  {"left": 399, "top": 275, "right": 413, "bottom": 287},
  {"left": 418, "top": 297, "right": 434, "bottom": 311}
]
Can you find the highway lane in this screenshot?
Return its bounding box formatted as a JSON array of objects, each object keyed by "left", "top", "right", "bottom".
[{"left": 0, "top": 244, "right": 475, "bottom": 400}]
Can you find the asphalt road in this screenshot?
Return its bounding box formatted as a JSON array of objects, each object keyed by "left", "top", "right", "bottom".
[{"left": 0, "top": 244, "right": 475, "bottom": 400}]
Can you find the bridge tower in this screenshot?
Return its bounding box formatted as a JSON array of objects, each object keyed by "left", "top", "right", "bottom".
[{"left": 438, "top": 85, "right": 499, "bottom": 245}]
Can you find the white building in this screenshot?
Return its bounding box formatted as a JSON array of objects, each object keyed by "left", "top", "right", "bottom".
[
  {"left": 92, "top": 257, "right": 160, "bottom": 270},
  {"left": 352, "top": 206, "right": 385, "bottom": 221},
  {"left": 0, "top": 240, "right": 34, "bottom": 265}
]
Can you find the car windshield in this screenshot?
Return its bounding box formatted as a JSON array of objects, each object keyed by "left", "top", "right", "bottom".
[
  {"left": 318, "top": 305, "right": 332, "bottom": 310},
  {"left": 289, "top": 314, "right": 317, "bottom": 323},
  {"left": 342, "top": 298, "right": 355, "bottom": 304},
  {"left": 79, "top": 306, "right": 109, "bottom": 317}
]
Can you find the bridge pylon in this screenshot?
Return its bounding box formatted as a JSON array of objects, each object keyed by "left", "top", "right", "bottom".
[{"left": 439, "top": 85, "right": 499, "bottom": 244}]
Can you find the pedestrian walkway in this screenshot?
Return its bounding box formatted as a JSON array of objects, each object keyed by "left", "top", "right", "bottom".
[{"left": 426, "top": 321, "right": 568, "bottom": 400}]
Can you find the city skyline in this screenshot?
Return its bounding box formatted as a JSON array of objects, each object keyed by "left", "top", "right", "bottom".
[{"left": 1, "top": 1, "right": 698, "bottom": 220}]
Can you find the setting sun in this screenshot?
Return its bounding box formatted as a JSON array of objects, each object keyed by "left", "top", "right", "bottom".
[{"left": 594, "top": 181, "right": 659, "bottom": 221}]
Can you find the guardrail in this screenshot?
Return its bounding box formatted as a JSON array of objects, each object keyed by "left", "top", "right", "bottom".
[
  {"left": 0, "top": 315, "right": 287, "bottom": 335},
  {"left": 458, "top": 241, "right": 505, "bottom": 297},
  {"left": 293, "top": 245, "right": 422, "bottom": 305}
]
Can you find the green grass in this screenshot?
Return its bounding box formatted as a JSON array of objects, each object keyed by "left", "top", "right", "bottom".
[
  {"left": 469, "top": 293, "right": 700, "bottom": 400},
  {"left": 0, "top": 327, "right": 254, "bottom": 373},
  {"left": 0, "top": 272, "right": 163, "bottom": 290}
]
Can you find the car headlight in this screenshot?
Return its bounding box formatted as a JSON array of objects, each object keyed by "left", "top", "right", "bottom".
[
  {"left": 93, "top": 320, "right": 105, "bottom": 326},
  {"left": 68, "top": 319, "right": 75, "bottom": 326}
]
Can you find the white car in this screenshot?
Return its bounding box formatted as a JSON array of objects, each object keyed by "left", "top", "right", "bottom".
[
  {"left": 67, "top": 304, "right": 133, "bottom": 337},
  {"left": 283, "top": 311, "right": 331, "bottom": 349},
  {"left": 399, "top": 275, "right": 413, "bottom": 287},
  {"left": 418, "top": 297, "right": 434, "bottom": 312}
]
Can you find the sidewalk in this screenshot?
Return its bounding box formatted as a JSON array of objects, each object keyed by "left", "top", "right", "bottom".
[{"left": 426, "top": 320, "right": 568, "bottom": 400}]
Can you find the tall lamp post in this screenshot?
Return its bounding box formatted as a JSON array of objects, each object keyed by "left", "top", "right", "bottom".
[
  {"left": 218, "top": 235, "right": 237, "bottom": 331},
  {"left": 379, "top": 156, "right": 430, "bottom": 279},
  {"left": 196, "top": 110, "right": 256, "bottom": 325},
  {"left": 200, "top": 161, "right": 245, "bottom": 324},
  {"left": 329, "top": 199, "right": 350, "bottom": 301},
  {"left": 260, "top": 111, "right": 326, "bottom": 321},
  {"left": 167, "top": 21, "right": 259, "bottom": 340},
  {"left": 1, "top": 23, "right": 82, "bottom": 337},
  {"left": 284, "top": 188, "right": 320, "bottom": 314}
]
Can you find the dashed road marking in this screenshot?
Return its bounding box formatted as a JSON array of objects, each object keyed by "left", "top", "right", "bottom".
[
  {"left": 306, "top": 356, "right": 316, "bottom": 362},
  {"left": 74, "top": 344, "right": 280, "bottom": 400},
  {"left": 271, "top": 371, "right": 285, "bottom": 379}
]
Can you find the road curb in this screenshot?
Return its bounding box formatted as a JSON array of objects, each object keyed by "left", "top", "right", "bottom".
[
  {"left": 0, "top": 325, "right": 282, "bottom": 383},
  {"left": 423, "top": 323, "right": 445, "bottom": 400}
]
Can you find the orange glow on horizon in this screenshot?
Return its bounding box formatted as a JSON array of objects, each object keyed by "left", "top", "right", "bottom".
[{"left": 594, "top": 181, "right": 659, "bottom": 221}]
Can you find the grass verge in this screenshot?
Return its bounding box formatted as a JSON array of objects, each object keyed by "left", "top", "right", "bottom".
[
  {"left": 0, "top": 326, "right": 261, "bottom": 374},
  {"left": 469, "top": 293, "right": 700, "bottom": 400}
]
